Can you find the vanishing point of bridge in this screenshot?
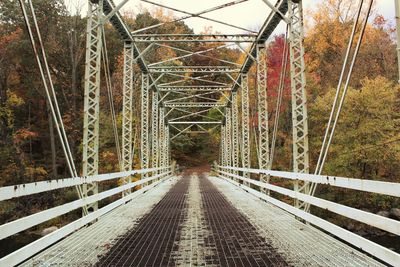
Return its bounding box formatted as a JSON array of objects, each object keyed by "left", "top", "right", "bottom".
[{"left": 1, "top": 0, "right": 400, "bottom": 266}]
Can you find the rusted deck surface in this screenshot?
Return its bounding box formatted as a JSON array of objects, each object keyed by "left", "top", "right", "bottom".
[
  {"left": 96, "top": 174, "right": 287, "bottom": 267},
  {"left": 97, "top": 177, "right": 190, "bottom": 266},
  {"left": 200, "top": 174, "right": 288, "bottom": 266}
]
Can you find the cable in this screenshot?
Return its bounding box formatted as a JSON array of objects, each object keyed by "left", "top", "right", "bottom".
[
  {"left": 306, "top": 0, "right": 373, "bottom": 212},
  {"left": 101, "top": 27, "right": 122, "bottom": 169},
  {"left": 314, "top": 0, "right": 365, "bottom": 175},
  {"left": 19, "top": 0, "right": 88, "bottom": 214},
  {"left": 318, "top": 0, "right": 373, "bottom": 174},
  {"left": 269, "top": 25, "right": 289, "bottom": 169}
]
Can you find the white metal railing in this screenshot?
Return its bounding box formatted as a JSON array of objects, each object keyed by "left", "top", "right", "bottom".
[
  {"left": 0, "top": 166, "right": 174, "bottom": 266},
  {"left": 0, "top": 166, "right": 169, "bottom": 201},
  {"left": 215, "top": 165, "right": 400, "bottom": 267}
]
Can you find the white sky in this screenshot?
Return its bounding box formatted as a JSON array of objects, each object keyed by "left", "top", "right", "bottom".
[{"left": 65, "top": 0, "right": 396, "bottom": 34}]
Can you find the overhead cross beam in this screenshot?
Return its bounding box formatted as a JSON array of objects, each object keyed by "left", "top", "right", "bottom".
[
  {"left": 164, "top": 102, "right": 226, "bottom": 108},
  {"left": 169, "top": 121, "right": 221, "bottom": 125},
  {"left": 158, "top": 86, "right": 231, "bottom": 92},
  {"left": 132, "top": 34, "right": 257, "bottom": 43},
  {"left": 138, "top": 0, "right": 256, "bottom": 34},
  {"left": 149, "top": 66, "right": 241, "bottom": 73}
]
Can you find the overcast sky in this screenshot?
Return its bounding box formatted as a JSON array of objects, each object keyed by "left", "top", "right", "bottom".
[{"left": 65, "top": 0, "right": 396, "bottom": 34}]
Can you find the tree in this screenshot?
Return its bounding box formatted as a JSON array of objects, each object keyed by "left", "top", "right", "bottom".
[
  {"left": 309, "top": 76, "right": 400, "bottom": 181},
  {"left": 305, "top": 0, "right": 397, "bottom": 92}
]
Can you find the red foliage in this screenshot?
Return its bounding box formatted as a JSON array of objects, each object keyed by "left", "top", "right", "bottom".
[{"left": 266, "top": 35, "right": 291, "bottom": 113}]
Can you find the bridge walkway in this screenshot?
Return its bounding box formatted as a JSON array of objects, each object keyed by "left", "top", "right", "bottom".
[{"left": 21, "top": 174, "right": 383, "bottom": 267}]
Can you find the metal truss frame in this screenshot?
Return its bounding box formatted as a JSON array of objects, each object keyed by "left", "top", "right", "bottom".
[
  {"left": 149, "top": 66, "right": 241, "bottom": 73},
  {"left": 82, "top": 0, "right": 104, "bottom": 212},
  {"left": 288, "top": 0, "right": 310, "bottom": 208},
  {"left": 167, "top": 107, "right": 219, "bottom": 122},
  {"left": 158, "top": 86, "right": 231, "bottom": 92},
  {"left": 141, "top": 74, "right": 150, "bottom": 179},
  {"left": 121, "top": 42, "right": 134, "bottom": 194},
  {"left": 169, "top": 121, "right": 221, "bottom": 125},
  {"left": 80, "top": 0, "right": 296, "bottom": 211},
  {"left": 241, "top": 74, "right": 251, "bottom": 184},
  {"left": 159, "top": 108, "right": 166, "bottom": 169},
  {"left": 169, "top": 122, "right": 219, "bottom": 140},
  {"left": 164, "top": 102, "right": 225, "bottom": 108},
  {"left": 139, "top": 0, "right": 256, "bottom": 34},
  {"left": 155, "top": 43, "right": 241, "bottom": 67},
  {"left": 231, "top": 92, "right": 240, "bottom": 178},
  {"left": 151, "top": 90, "right": 159, "bottom": 176},
  {"left": 149, "top": 43, "right": 234, "bottom": 66},
  {"left": 225, "top": 108, "right": 232, "bottom": 170},
  {"left": 220, "top": 125, "right": 227, "bottom": 166},
  {"left": 257, "top": 44, "right": 270, "bottom": 192},
  {"left": 132, "top": 34, "right": 257, "bottom": 43},
  {"left": 164, "top": 91, "right": 220, "bottom": 104}
]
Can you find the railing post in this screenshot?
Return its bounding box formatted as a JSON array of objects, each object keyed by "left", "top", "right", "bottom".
[
  {"left": 231, "top": 91, "right": 240, "bottom": 180},
  {"left": 241, "top": 74, "right": 251, "bottom": 186},
  {"left": 289, "top": 0, "right": 310, "bottom": 208},
  {"left": 151, "top": 90, "right": 159, "bottom": 178},
  {"left": 121, "top": 42, "right": 134, "bottom": 194},
  {"left": 141, "top": 73, "right": 150, "bottom": 180},
  {"left": 82, "top": 0, "right": 103, "bottom": 213},
  {"left": 256, "top": 44, "right": 270, "bottom": 193}
]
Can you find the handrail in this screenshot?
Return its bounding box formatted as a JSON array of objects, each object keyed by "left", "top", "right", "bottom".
[
  {"left": 0, "top": 170, "right": 172, "bottom": 240},
  {"left": 215, "top": 166, "right": 400, "bottom": 267},
  {"left": 219, "top": 165, "right": 400, "bottom": 197},
  {"left": 0, "top": 174, "right": 173, "bottom": 267},
  {"left": 218, "top": 169, "right": 400, "bottom": 235},
  {"left": 0, "top": 166, "right": 169, "bottom": 201}
]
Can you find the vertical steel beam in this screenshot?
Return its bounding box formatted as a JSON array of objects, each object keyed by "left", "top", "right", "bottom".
[
  {"left": 225, "top": 108, "right": 232, "bottom": 171},
  {"left": 396, "top": 0, "right": 400, "bottom": 83},
  {"left": 231, "top": 92, "right": 240, "bottom": 180},
  {"left": 151, "top": 90, "right": 159, "bottom": 176},
  {"left": 241, "top": 74, "right": 251, "bottom": 185},
  {"left": 82, "top": 0, "right": 103, "bottom": 212},
  {"left": 141, "top": 74, "right": 150, "bottom": 179},
  {"left": 220, "top": 124, "right": 226, "bottom": 166},
  {"left": 257, "top": 44, "right": 270, "bottom": 192},
  {"left": 289, "top": 0, "right": 310, "bottom": 208},
  {"left": 159, "top": 107, "right": 166, "bottom": 170},
  {"left": 166, "top": 124, "right": 170, "bottom": 167},
  {"left": 121, "top": 42, "right": 134, "bottom": 194}
]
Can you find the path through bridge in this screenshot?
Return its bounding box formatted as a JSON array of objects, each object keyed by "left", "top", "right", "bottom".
[
  {"left": 1, "top": 0, "right": 400, "bottom": 266},
  {"left": 19, "top": 172, "right": 384, "bottom": 266}
]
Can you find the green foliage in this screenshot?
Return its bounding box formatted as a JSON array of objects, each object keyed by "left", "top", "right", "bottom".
[{"left": 309, "top": 77, "right": 400, "bottom": 180}]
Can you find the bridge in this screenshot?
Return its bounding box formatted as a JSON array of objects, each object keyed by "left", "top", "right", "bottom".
[{"left": 1, "top": 0, "right": 400, "bottom": 266}]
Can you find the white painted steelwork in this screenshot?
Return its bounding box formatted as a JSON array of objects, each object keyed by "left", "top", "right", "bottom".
[
  {"left": 219, "top": 165, "right": 400, "bottom": 198},
  {"left": 141, "top": 74, "right": 150, "bottom": 179},
  {"left": 0, "top": 166, "right": 169, "bottom": 202},
  {"left": 240, "top": 74, "right": 251, "bottom": 184},
  {"left": 256, "top": 44, "right": 270, "bottom": 191},
  {"left": 82, "top": 0, "right": 104, "bottom": 213},
  {"left": 0, "top": 169, "right": 172, "bottom": 241},
  {"left": 288, "top": 0, "right": 310, "bottom": 208},
  {"left": 121, "top": 42, "right": 134, "bottom": 193},
  {"left": 0, "top": 174, "right": 174, "bottom": 267},
  {"left": 216, "top": 171, "right": 400, "bottom": 267}
]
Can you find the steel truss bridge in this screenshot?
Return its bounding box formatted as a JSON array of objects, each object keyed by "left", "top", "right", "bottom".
[{"left": 1, "top": 0, "right": 400, "bottom": 266}]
